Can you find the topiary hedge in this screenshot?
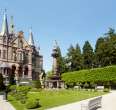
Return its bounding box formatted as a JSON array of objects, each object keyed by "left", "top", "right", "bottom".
[{"left": 62, "top": 65, "right": 116, "bottom": 85}]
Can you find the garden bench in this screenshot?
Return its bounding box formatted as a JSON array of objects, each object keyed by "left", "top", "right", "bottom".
[
  {"left": 81, "top": 96, "right": 102, "bottom": 110},
  {"left": 96, "top": 86, "right": 104, "bottom": 91}
]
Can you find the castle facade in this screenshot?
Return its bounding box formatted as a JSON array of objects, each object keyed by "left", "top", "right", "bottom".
[{"left": 0, "top": 13, "right": 43, "bottom": 84}]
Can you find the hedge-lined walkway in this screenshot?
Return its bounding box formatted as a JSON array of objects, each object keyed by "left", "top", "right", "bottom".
[{"left": 0, "top": 95, "right": 15, "bottom": 110}]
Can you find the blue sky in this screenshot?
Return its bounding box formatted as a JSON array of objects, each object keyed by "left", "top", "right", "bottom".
[{"left": 0, "top": 0, "right": 116, "bottom": 71}]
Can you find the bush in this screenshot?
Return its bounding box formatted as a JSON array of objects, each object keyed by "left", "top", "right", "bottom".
[
  {"left": 10, "top": 85, "right": 31, "bottom": 104},
  {"left": 103, "top": 88, "right": 110, "bottom": 92},
  {"left": 84, "top": 82, "right": 89, "bottom": 89},
  {"left": 26, "top": 98, "right": 39, "bottom": 109},
  {"left": 32, "top": 80, "right": 41, "bottom": 89}
]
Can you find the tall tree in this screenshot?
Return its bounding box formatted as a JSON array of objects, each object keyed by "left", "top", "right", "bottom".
[
  {"left": 95, "top": 37, "right": 105, "bottom": 67},
  {"left": 66, "top": 44, "right": 82, "bottom": 71},
  {"left": 66, "top": 45, "right": 75, "bottom": 71},
  {"left": 83, "top": 41, "right": 94, "bottom": 69},
  {"left": 57, "top": 46, "right": 67, "bottom": 74},
  {"left": 95, "top": 28, "right": 116, "bottom": 67},
  {"left": 73, "top": 43, "right": 83, "bottom": 70},
  {"left": 105, "top": 28, "right": 116, "bottom": 65}
]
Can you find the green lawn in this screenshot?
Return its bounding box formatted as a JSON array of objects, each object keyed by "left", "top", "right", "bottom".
[{"left": 8, "top": 89, "right": 105, "bottom": 110}]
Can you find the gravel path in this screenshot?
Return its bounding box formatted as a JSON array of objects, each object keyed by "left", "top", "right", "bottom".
[
  {"left": 97, "top": 91, "right": 116, "bottom": 110},
  {"left": 0, "top": 95, "right": 15, "bottom": 110},
  {"left": 47, "top": 91, "right": 116, "bottom": 110}
]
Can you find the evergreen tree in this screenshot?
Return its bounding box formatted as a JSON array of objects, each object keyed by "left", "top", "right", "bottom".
[
  {"left": 57, "top": 46, "right": 67, "bottom": 74},
  {"left": 66, "top": 44, "right": 82, "bottom": 71},
  {"left": 95, "top": 37, "right": 105, "bottom": 67},
  {"left": 83, "top": 41, "right": 94, "bottom": 69},
  {"left": 73, "top": 43, "right": 82, "bottom": 70},
  {"left": 66, "top": 45, "right": 75, "bottom": 71},
  {"left": 95, "top": 28, "right": 116, "bottom": 67},
  {"left": 105, "top": 28, "right": 116, "bottom": 65}
]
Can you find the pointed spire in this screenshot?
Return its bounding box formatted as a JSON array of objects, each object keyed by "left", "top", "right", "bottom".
[
  {"left": 28, "top": 28, "right": 34, "bottom": 46},
  {"left": 0, "top": 10, "right": 9, "bottom": 36},
  {"left": 10, "top": 16, "right": 14, "bottom": 34}
]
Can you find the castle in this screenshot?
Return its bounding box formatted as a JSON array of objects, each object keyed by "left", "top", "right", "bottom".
[{"left": 0, "top": 12, "right": 43, "bottom": 84}]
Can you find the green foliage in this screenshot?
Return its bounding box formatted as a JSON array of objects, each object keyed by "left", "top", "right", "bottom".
[
  {"left": 32, "top": 80, "right": 41, "bottom": 89},
  {"left": 57, "top": 46, "right": 67, "bottom": 74},
  {"left": 83, "top": 41, "right": 94, "bottom": 69},
  {"left": 26, "top": 98, "right": 39, "bottom": 109},
  {"left": 9, "top": 85, "right": 17, "bottom": 95},
  {"left": 62, "top": 65, "right": 116, "bottom": 84},
  {"left": 95, "top": 28, "right": 116, "bottom": 67},
  {"left": 83, "top": 82, "right": 89, "bottom": 89},
  {"left": 66, "top": 44, "right": 83, "bottom": 71},
  {"left": 103, "top": 88, "right": 110, "bottom": 92},
  {"left": 47, "top": 70, "right": 52, "bottom": 77},
  {"left": 10, "top": 85, "right": 31, "bottom": 104}
]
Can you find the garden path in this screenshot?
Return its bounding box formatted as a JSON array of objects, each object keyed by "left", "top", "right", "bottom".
[{"left": 0, "top": 95, "right": 15, "bottom": 110}]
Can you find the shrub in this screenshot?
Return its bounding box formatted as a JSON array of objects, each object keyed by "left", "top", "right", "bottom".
[
  {"left": 32, "top": 80, "right": 41, "bottom": 89},
  {"left": 103, "top": 88, "right": 110, "bottom": 92},
  {"left": 26, "top": 98, "right": 39, "bottom": 109},
  {"left": 10, "top": 86, "right": 31, "bottom": 104}
]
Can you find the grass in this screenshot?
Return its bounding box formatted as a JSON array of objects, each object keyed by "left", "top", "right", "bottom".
[{"left": 8, "top": 89, "right": 105, "bottom": 110}]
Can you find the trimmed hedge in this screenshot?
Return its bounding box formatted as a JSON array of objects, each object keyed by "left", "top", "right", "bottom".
[{"left": 62, "top": 65, "right": 116, "bottom": 84}]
